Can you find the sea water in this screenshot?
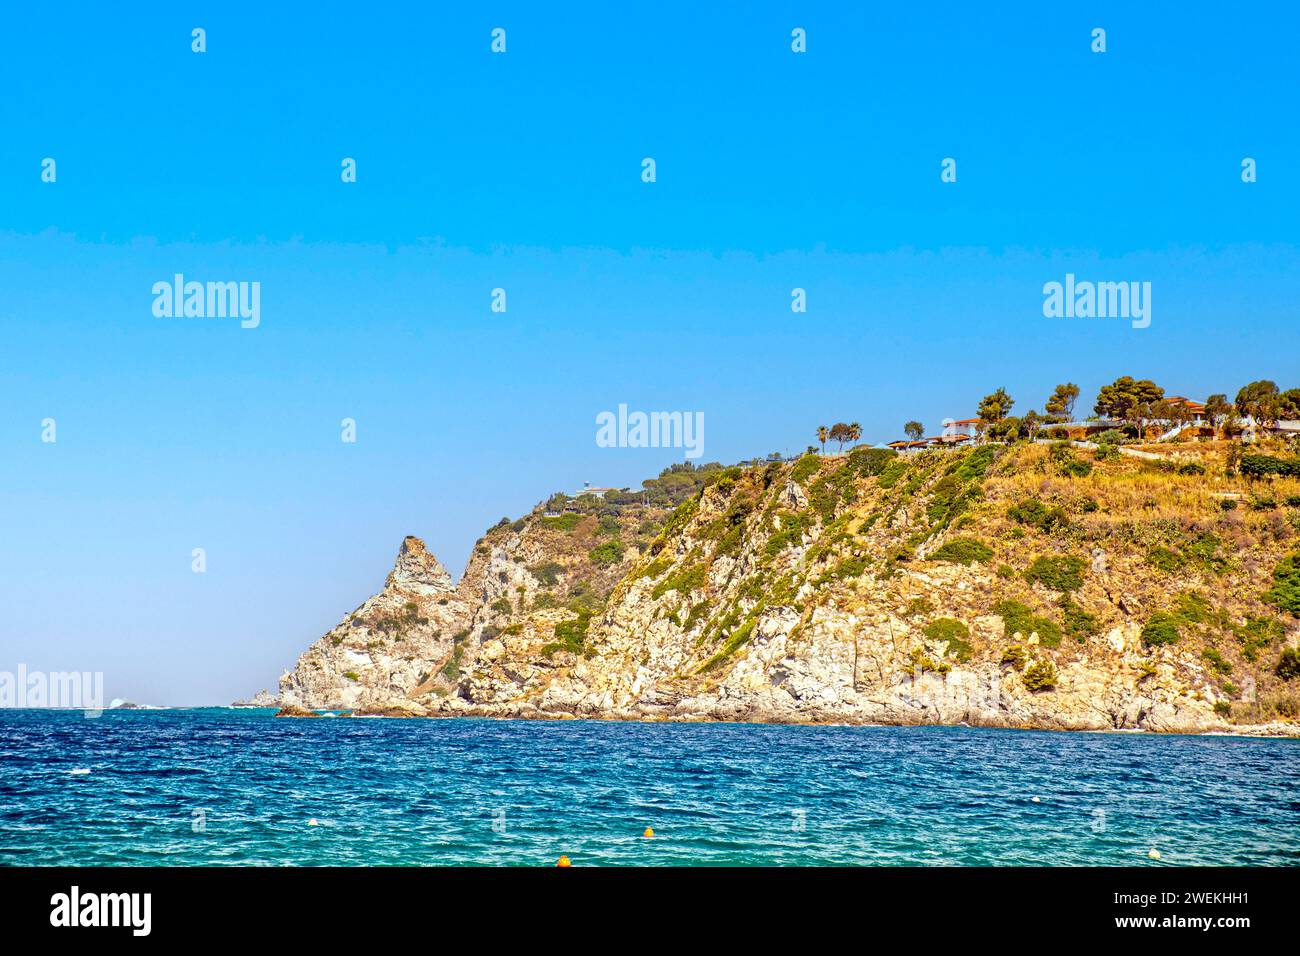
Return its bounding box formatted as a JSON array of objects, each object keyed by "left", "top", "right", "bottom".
[{"left": 0, "top": 709, "right": 1296, "bottom": 866}]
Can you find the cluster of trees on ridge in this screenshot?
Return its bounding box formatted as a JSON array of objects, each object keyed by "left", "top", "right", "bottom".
[{"left": 819, "top": 377, "right": 1300, "bottom": 451}]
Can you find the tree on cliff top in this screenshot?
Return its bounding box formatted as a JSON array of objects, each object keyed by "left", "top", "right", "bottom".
[
  {"left": 1094, "top": 376, "right": 1164, "bottom": 430},
  {"left": 978, "top": 388, "right": 1015, "bottom": 427},
  {"left": 1045, "top": 383, "right": 1080, "bottom": 420}
]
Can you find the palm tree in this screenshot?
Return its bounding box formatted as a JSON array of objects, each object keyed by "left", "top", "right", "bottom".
[
  {"left": 816, "top": 425, "right": 828, "bottom": 456},
  {"left": 848, "top": 422, "right": 862, "bottom": 447}
]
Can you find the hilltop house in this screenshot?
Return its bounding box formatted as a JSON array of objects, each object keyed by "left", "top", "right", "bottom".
[{"left": 942, "top": 418, "right": 981, "bottom": 439}]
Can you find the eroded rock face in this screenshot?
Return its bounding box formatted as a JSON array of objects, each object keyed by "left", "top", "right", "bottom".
[
  {"left": 278, "top": 536, "right": 472, "bottom": 710},
  {"left": 271, "top": 448, "right": 1300, "bottom": 736}
]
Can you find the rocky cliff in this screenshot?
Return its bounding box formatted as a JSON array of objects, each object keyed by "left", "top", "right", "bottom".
[{"left": 275, "top": 444, "right": 1300, "bottom": 734}]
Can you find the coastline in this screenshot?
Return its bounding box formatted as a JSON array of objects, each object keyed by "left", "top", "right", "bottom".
[{"left": 273, "top": 704, "right": 1300, "bottom": 738}]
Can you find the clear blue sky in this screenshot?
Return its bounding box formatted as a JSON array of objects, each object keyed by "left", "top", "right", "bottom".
[{"left": 1, "top": 2, "right": 1297, "bottom": 704}]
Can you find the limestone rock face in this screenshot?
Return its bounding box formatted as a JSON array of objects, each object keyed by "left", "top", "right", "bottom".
[
  {"left": 270, "top": 447, "right": 1300, "bottom": 737},
  {"left": 278, "top": 536, "right": 471, "bottom": 710}
]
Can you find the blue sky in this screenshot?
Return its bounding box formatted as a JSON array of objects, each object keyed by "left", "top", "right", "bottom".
[{"left": 1, "top": 2, "right": 1297, "bottom": 704}]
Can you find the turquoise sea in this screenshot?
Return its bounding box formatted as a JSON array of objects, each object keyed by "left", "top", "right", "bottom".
[{"left": 0, "top": 709, "right": 1296, "bottom": 866}]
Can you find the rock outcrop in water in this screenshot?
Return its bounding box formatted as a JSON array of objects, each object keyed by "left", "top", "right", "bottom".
[{"left": 275, "top": 445, "right": 1300, "bottom": 735}]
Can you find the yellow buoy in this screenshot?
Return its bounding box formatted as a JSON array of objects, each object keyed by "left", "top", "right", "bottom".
[
  {"left": 1148, "top": 848, "right": 1162, "bottom": 860},
  {"left": 556, "top": 855, "right": 572, "bottom": 867},
  {"left": 643, "top": 827, "right": 654, "bottom": 838}
]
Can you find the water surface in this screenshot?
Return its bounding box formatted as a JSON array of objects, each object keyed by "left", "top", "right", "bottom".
[{"left": 1, "top": 709, "right": 1296, "bottom": 866}]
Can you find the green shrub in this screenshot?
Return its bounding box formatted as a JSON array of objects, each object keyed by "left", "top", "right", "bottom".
[
  {"left": 545, "top": 612, "right": 591, "bottom": 656},
  {"left": 530, "top": 561, "right": 563, "bottom": 587},
  {"left": 1277, "top": 648, "right": 1300, "bottom": 681},
  {"left": 904, "top": 596, "right": 934, "bottom": 618},
  {"left": 994, "top": 599, "right": 1062, "bottom": 648},
  {"left": 588, "top": 540, "right": 625, "bottom": 566},
  {"left": 1201, "top": 647, "right": 1232, "bottom": 674},
  {"left": 764, "top": 512, "right": 812, "bottom": 558},
  {"left": 1172, "top": 591, "right": 1210, "bottom": 625},
  {"left": 929, "top": 537, "right": 994, "bottom": 565},
  {"left": 1264, "top": 552, "right": 1300, "bottom": 615},
  {"left": 1060, "top": 597, "right": 1099, "bottom": 641},
  {"left": 923, "top": 618, "right": 973, "bottom": 661},
  {"left": 343, "top": 671, "right": 360, "bottom": 682},
  {"left": 1147, "top": 547, "right": 1185, "bottom": 572},
  {"left": 908, "top": 647, "right": 951, "bottom": 674},
  {"left": 816, "top": 555, "right": 870, "bottom": 586},
  {"left": 540, "top": 513, "right": 584, "bottom": 532},
  {"left": 491, "top": 597, "right": 512, "bottom": 615},
  {"left": 1236, "top": 616, "right": 1282, "bottom": 662},
  {"left": 1007, "top": 498, "right": 1068, "bottom": 532},
  {"left": 790, "top": 454, "right": 822, "bottom": 484},
  {"left": 1001, "top": 644, "right": 1028, "bottom": 669},
  {"left": 440, "top": 646, "right": 464, "bottom": 680},
  {"left": 651, "top": 562, "right": 709, "bottom": 600},
  {"left": 1024, "top": 555, "right": 1085, "bottom": 592},
  {"left": 846, "top": 447, "right": 896, "bottom": 477},
  {"left": 1022, "top": 658, "right": 1058, "bottom": 691},
  {"left": 876, "top": 459, "right": 910, "bottom": 489},
  {"left": 1141, "top": 612, "right": 1182, "bottom": 647},
  {"left": 1240, "top": 454, "right": 1300, "bottom": 479}
]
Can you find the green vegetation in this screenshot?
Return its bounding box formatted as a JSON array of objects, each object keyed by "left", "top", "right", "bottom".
[
  {"left": 1022, "top": 658, "right": 1058, "bottom": 691},
  {"left": 1147, "top": 547, "right": 1185, "bottom": 573},
  {"left": 929, "top": 537, "right": 994, "bottom": 565},
  {"left": 815, "top": 555, "right": 869, "bottom": 586},
  {"left": 440, "top": 646, "right": 464, "bottom": 680},
  {"left": 1277, "top": 648, "right": 1300, "bottom": 681},
  {"left": 790, "top": 454, "right": 822, "bottom": 484},
  {"left": 764, "top": 511, "right": 812, "bottom": 558},
  {"left": 530, "top": 561, "right": 563, "bottom": 587},
  {"left": 588, "top": 540, "right": 625, "bottom": 567},
  {"left": 1007, "top": 498, "right": 1069, "bottom": 532},
  {"left": 923, "top": 618, "right": 973, "bottom": 661},
  {"left": 539, "top": 513, "right": 584, "bottom": 532},
  {"left": 845, "top": 446, "right": 897, "bottom": 477},
  {"left": 1024, "top": 555, "right": 1085, "bottom": 592},
  {"left": 908, "top": 647, "right": 952, "bottom": 674},
  {"left": 1059, "top": 596, "right": 1099, "bottom": 642},
  {"left": 1201, "top": 648, "right": 1233, "bottom": 675},
  {"left": 1264, "top": 552, "right": 1300, "bottom": 615},
  {"left": 1240, "top": 454, "right": 1300, "bottom": 479},
  {"left": 1141, "top": 612, "right": 1182, "bottom": 647},
  {"left": 1000, "top": 644, "right": 1028, "bottom": 669},
  {"left": 1049, "top": 442, "right": 1092, "bottom": 478},
  {"left": 993, "top": 599, "right": 1062, "bottom": 648},
  {"left": 343, "top": 671, "right": 360, "bottom": 682},
  {"left": 876, "top": 459, "right": 910, "bottom": 489},
  {"left": 371, "top": 601, "right": 427, "bottom": 638},
  {"left": 1236, "top": 616, "right": 1282, "bottom": 662},
  {"left": 651, "top": 562, "right": 708, "bottom": 600},
  {"left": 542, "top": 612, "right": 592, "bottom": 657},
  {"left": 904, "top": 596, "right": 934, "bottom": 618}
]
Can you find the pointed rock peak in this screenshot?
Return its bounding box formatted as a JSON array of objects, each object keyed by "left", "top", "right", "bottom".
[{"left": 386, "top": 535, "right": 455, "bottom": 593}]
